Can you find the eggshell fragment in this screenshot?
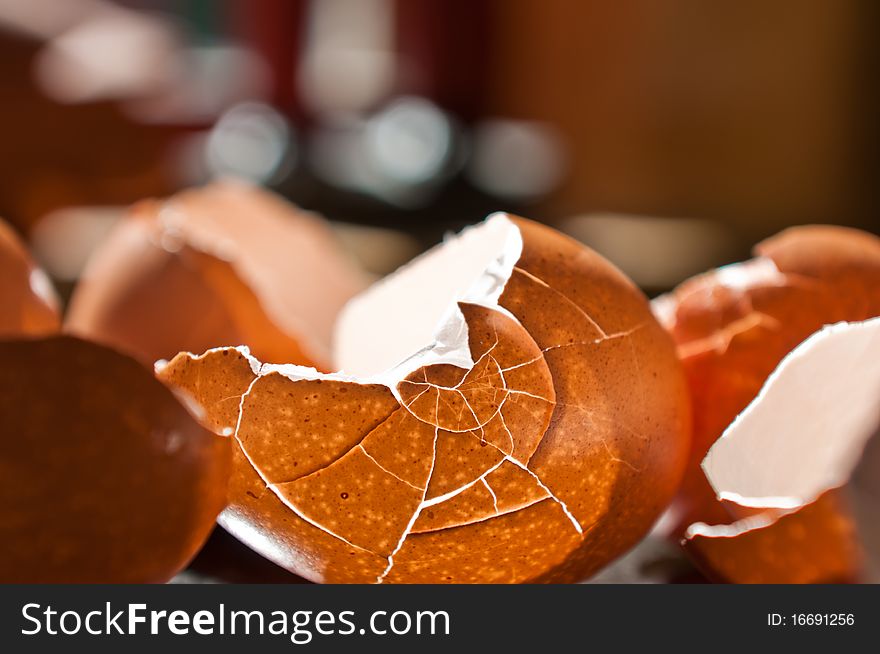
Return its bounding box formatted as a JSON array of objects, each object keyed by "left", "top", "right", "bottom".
[
  {"left": 685, "top": 318, "right": 880, "bottom": 583},
  {"left": 158, "top": 213, "right": 690, "bottom": 583},
  {"left": 702, "top": 318, "right": 880, "bottom": 510},
  {"left": 0, "top": 217, "right": 59, "bottom": 337},
  {"left": 685, "top": 492, "right": 860, "bottom": 584},
  {"left": 655, "top": 225, "right": 880, "bottom": 582},
  {"left": 66, "top": 180, "right": 369, "bottom": 369},
  {"left": 0, "top": 336, "right": 231, "bottom": 583}
]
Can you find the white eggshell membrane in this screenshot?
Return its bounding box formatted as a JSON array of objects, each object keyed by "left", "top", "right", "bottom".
[
  {"left": 702, "top": 316, "right": 880, "bottom": 510},
  {"left": 334, "top": 213, "right": 522, "bottom": 378}
]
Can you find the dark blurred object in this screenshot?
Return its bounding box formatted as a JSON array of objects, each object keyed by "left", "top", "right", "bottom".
[
  {"left": 176, "top": 529, "right": 706, "bottom": 584},
  {"left": 586, "top": 533, "right": 707, "bottom": 584},
  {"left": 850, "top": 430, "right": 880, "bottom": 583},
  {"left": 228, "top": 0, "right": 306, "bottom": 117},
  {"left": 0, "top": 31, "right": 175, "bottom": 235},
  {"left": 175, "top": 528, "right": 308, "bottom": 584}
]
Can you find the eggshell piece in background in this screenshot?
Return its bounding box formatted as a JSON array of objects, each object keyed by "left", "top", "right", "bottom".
[
  {"left": 66, "top": 180, "right": 370, "bottom": 369},
  {"left": 655, "top": 225, "right": 880, "bottom": 537},
  {"left": 159, "top": 214, "right": 690, "bottom": 583},
  {"left": 0, "top": 217, "right": 60, "bottom": 337},
  {"left": 0, "top": 336, "right": 231, "bottom": 583},
  {"left": 655, "top": 225, "right": 880, "bottom": 583},
  {"left": 683, "top": 318, "right": 880, "bottom": 583}
]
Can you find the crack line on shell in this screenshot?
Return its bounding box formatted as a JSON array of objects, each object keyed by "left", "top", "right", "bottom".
[
  {"left": 358, "top": 444, "right": 425, "bottom": 491},
  {"left": 599, "top": 438, "right": 641, "bottom": 473},
  {"left": 499, "top": 355, "right": 545, "bottom": 374},
  {"left": 507, "top": 389, "right": 554, "bottom": 403},
  {"left": 498, "top": 324, "right": 645, "bottom": 375},
  {"left": 400, "top": 340, "right": 512, "bottom": 434},
  {"left": 497, "top": 349, "right": 550, "bottom": 461},
  {"left": 494, "top": 411, "right": 582, "bottom": 533},
  {"left": 232, "top": 364, "right": 263, "bottom": 445},
  {"left": 234, "top": 376, "right": 382, "bottom": 556},
  {"left": 505, "top": 456, "right": 583, "bottom": 534},
  {"left": 399, "top": 371, "right": 518, "bottom": 434},
  {"left": 400, "top": 383, "right": 432, "bottom": 408},
  {"left": 482, "top": 478, "right": 499, "bottom": 513},
  {"left": 398, "top": 340, "right": 501, "bottom": 395},
  {"left": 376, "top": 406, "right": 441, "bottom": 583},
  {"left": 233, "top": 371, "right": 385, "bottom": 558},
  {"left": 459, "top": 384, "right": 492, "bottom": 443},
  {"left": 539, "top": 326, "right": 647, "bottom": 356},
  {"left": 496, "top": 402, "right": 516, "bottom": 453},
  {"left": 542, "top": 402, "right": 645, "bottom": 472},
  {"left": 412, "top": 496, "right": 552, "bottom": 535},
  {"left": 512, "top": 266, "right": 608, "bottom": 338},
  {"left": 419, "top": 457, "right": 508, "bottom": 508},
  {"left": 460, "top": 353, "right": 516, "bottom": 454},
  {"left": 399, "top": 346, "right": 550, "bottom": 439},
  {"left": 263, "top": 401, "right": 402, "bottom": 485},
  {"left": 264, "top": 479, "right": 384, "bottom": 557},
  {"left": 464, "top": 415, "right": 583, "bottom": 536}
]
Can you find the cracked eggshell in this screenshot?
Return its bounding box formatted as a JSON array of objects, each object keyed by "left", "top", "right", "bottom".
[
  {"left": 65, "top": 180, "right": 369, "bottom": 370},
  {"left": 158, "top": 214, "right": 690, "bottom": 583},
  {"left": 654, "top": 225, "right": 880, "bottom": 582},
  {"left": 0, "top": 217, "right": 60, "bottom": 337},
  {"left": 0, "top": 335, "right": 231, "bottom": 583}
]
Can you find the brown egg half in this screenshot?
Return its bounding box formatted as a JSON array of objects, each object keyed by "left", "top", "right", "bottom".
[
  {"left": 654, "top": 225, "right": 880, "bottom": 582},
  {"left": 65, "top": 180, "right": 370, "bottom": 370},
  {"left": 0, "top": 335, "right": 231, "bottom": 583},
  {"left": 0, "top": 217, "right": 60, "bottom": 337},
  {"left": 157, "top": 213, "right": 690, "bottom": 583}
]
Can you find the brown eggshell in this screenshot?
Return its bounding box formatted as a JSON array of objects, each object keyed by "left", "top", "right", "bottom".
[
  {"left": 159, "top": 215, "right": 690, "bottom": 583},
  {"left": 685, "top": 492, "right": 860, "bottom": 584},
  {"left": 656, "top": 225, "right": 880, "bottom": 582},
  {"left": 65, "top": 180, "right": 369, "bottom": 369},
  {"left": 0, "top": 336, "right": 231, "bottom": 583},
  {"left": 0, "top": 217, "right": 60, "bottom": 337}
]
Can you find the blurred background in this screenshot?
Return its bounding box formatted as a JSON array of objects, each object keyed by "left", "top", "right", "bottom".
[
  {"left": 2, "top": 0, "right": 878, "bottom": 297},
  {"left": 3, "top": 0, "right": 877, "bottom": 585}
]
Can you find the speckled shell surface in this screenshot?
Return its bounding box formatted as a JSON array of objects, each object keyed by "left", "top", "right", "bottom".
[{"left": 159, "top": 217, "right": 690, "bottom": 583}]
